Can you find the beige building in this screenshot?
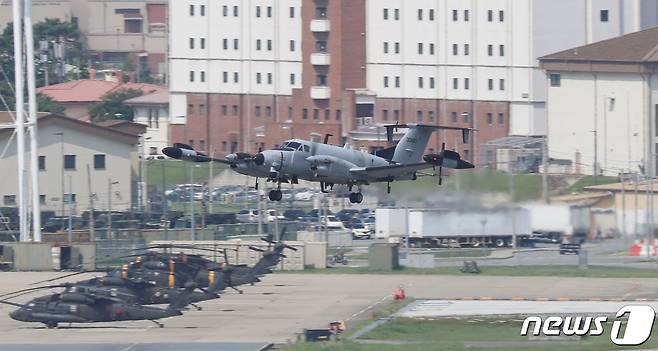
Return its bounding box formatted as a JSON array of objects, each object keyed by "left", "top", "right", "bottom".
[
  {"left": 125, "top": 89, "right": 169, "bottom": 156},
  {"left": 0, "top": 113, "right": 144, "bottom": 216},
  {"left": 0, "top": 0, "right": 72, "bottom": 30}
]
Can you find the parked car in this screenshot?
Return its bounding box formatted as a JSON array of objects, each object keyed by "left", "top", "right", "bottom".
[
  {"left": 236, "top": 209, "right": 260, "bottom": 223},
  {"left": 294, "top": 189, "right": 315, "bottom": 201},
  {"left": 264, "top": 209, "right": 285, "bottom": 222},
  {"left": 336, "top": 209, "right": 360, "bottom": 222},
  {"left": 321, "top": 215, "right": 345, "bottom": 230},
  {"left": 308, "top": 208, "right": 333, "bottom": 217},
  {"left": 350, "top": 223, "right": 373, "bottom": 239},
  {"left": 283, "top": 209, "right": 311, "bottom": 221}
]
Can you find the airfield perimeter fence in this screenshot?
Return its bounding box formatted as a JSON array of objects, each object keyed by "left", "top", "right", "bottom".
[{"left": 92, "top": 221, "right": 301, "bottom": 267}]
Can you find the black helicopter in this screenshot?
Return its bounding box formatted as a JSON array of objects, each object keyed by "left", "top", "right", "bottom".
[{"left": 0, "top": 282, "right": 197, "bottom": 328}]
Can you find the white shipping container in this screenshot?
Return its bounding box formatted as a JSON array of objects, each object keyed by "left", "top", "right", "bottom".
[
  {"left": 407, "top": 208, "right": 532, "bottom": 238},
  {"left": 375, "top": 209, "right": 408, "bottom": 239}
]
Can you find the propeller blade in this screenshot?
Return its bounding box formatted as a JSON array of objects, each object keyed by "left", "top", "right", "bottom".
[{"left": 249, "top": 246, "right": 266, "bottom": 253}]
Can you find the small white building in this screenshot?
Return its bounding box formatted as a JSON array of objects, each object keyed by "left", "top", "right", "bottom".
[
  {"left": 0, "top": 113, "right": 143, "bottom": 216},
  {"left": 540, "top": 27, "right": 658, "bottom": 177},
  {"left": 125, "top": 90, "right": 170, "bottom": 156}
]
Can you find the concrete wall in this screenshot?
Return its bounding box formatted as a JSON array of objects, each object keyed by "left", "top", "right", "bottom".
[{"left": 1, "top": 243, "right": 54, "bottom": 271}]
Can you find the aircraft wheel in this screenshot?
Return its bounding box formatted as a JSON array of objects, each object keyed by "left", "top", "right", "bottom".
[
  {"left": 269, "top": 190, "right": 283, "bottom": 201},
  {"left": 349, "top": 193, "right": 358, "bottom": 204},
  {"left": 46, "top": 321, "right": 58, "bottom": 329},
  {"left": 356, "top": 193, "right": 364, "bottom": 204}
]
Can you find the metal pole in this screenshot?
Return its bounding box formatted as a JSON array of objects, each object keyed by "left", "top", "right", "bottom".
[
  {"left": 12, "top": 0, "right": 26, "bottom": 241},
  {"left": 621, "top": 176, "right": 626, "bottom": 239},
  {"left": 86, "top": 164, "right": 94, "bottom": 242},
  {"left": 57, "top": 133, "right": 64, "bottom": 215},
  {"left": 190, "top": 165, "right": 196, "bottom": 241},
  {"left": 161, "top": 161, "right": 168, "bottom": 240},
  {"left": 646, "top": 177, "right": 652, "bottom": 258},
  {"left": 107, "top": 179, "right": 112, "bottom": 237},
  {"left": 509, "top": 169, "right": 516, "bottom": 248},
  {"left": 208, "top": 151, "right": 214, "bottom": 213},
  {"left": 67, "top": 175, "right": 72, "bottom": 243},
  {"left": 138, "top": 135, "right": 144, "bottom": 213},
  {"left": 634, "top": 174, "right": 639, "bottom": 239},
  {"left": 24, "top": 0, "right": 41, "bottom": 242},
  {"left": 593, "top": 130, "right": 598, "bottom": 184}
]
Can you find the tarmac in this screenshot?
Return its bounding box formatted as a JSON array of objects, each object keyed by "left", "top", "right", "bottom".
[{"left": 1, "top": 272, "right": 658, "bottom": 349}]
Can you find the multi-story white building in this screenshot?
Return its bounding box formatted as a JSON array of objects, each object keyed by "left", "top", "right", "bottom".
[{"left": 168, "top": 0, "right": 658, "bottom": 164}]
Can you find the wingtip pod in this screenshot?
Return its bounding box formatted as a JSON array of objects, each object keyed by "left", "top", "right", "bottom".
[{"left": 162, "top": 146, "right": 211, "bottom": 163}]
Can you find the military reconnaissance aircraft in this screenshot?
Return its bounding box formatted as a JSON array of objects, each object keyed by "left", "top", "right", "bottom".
[{"left": 163, "top": 124, "right": 474, "bottom": 203}]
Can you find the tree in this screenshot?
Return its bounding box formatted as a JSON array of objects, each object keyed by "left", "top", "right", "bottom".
[
  {"left": 0, "top": 80, "right": 64, "bottom": 113},
  {"left": 88, "top": 88, "right": 143, "bottom": 122}
]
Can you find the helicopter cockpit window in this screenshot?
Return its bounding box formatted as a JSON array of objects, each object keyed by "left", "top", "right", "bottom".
[
  {"left": 303, "top": 145, "right": 310, "bottom": 152},
  {"left": 287, "top": 142, "right": 301, "bottom": 150}
]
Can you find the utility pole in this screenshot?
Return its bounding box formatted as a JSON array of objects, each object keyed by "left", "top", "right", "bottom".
[
  {"left": 67, "top": 176, "right": 72, "bottom": 243},
  {"left": 593, "top": 130, "right": 598, "bottom": 184},
  {"left": 541, "top": 138, "right": 549, "bottom": 203},
  {"left": 107, "top": 179, "right": 118, "bottom": 237},
  {"left": 634, "top": 173, "right": 639, "bottom": 239},
  {"left": 161, "top": 161, "right": 168, "bottom": 240},
  {"left": 25, "top": 0, "right": 41, "bottom": 242},
  {"left": 509, "top": 167, "right": 516, "bottom": 248},
  {"left": 56, "top": 132, "right": 65, "bottom": 215},
  {"left": 208, "top": 151, "right": 214, "bottom": 213},
  {"left": 12, "top": 0, "right": 26, "bottom": 242},
  {"left": 86, "top": 165, "right": 95, "bottom": 242}
]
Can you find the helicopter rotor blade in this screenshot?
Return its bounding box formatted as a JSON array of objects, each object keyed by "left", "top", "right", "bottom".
[
  {"left": 283, "top": 244, "right": 298, "bottom": 252},
  {"left": 249, "top": 246, "right": 266, "bottom": 253},
  {"left": 29, "top": 271, "right": 90, "bottom": 286},
  {"left": 0, "top": 300, "right": 27, "bottom": 308}
]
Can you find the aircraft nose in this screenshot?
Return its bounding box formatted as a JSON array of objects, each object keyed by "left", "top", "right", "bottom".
[
  {"left": 226, "top": 153, "right": 238, "bottom": 163},
  {"left": 9, "top": 309, "right": 25, "bottom": 321},
  {"left": 162, "top": 147, "right": 182, "bottom": 159}
]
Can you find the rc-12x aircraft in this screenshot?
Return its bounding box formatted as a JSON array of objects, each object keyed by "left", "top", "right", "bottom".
[{"left": 162, "top": 124, "right": 474, "bottom": 203}]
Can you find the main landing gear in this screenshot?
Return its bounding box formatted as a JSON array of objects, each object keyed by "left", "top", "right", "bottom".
[
  {"left": 349, "top": 192, "right": 363, "bottom": 204},
  {"left": 268, "top": 189, "right": 283, "bottom": 201}
]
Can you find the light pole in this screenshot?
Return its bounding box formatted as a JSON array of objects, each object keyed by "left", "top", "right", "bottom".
[
  {"left": 55, "top": 132, "right": 64, "bottom": 216},
  {"left": 107, "top": 179, "right": 118, "bottom": 237}
]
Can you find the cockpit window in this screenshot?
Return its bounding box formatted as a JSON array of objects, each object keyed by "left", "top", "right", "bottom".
[
  {"left": 287, "top": 142, "right": 301, "bottom": 150},
  {"left": 303, "top": 145, "right": 310, "bottom": 152}
]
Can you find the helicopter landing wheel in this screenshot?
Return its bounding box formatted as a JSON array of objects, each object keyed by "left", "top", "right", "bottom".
[
  {"left": 45, "top": 321, "right": 57, "bottom": 329},
  {"left": 349, "top": 193, "right": 363, "bottom": 204},
  {"left": 268, "top": 189, "right": 283, "bottom": 201}
]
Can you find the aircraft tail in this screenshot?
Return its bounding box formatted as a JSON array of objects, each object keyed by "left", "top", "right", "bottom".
[
  {"left": 167, "top": 282, "right": 196, "bottom": 311},
  {"left": 386, "top": 124, "right": 471, "bottom": 165}
]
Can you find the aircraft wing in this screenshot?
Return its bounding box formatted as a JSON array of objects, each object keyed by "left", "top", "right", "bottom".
[{"left": 349, "top": 163, "right": 433, "bottom": 180}]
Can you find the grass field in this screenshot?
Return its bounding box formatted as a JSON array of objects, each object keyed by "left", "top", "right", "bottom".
[
  {"left": 287, "top": 317, "right": 658, "bottom": 351},
  {"left": 280, "top": 265, "right": 658, "bottom": 278},
  {"left": 146, "top": 160, "right": 227, "bottom": 191},
  {"left": 565, "top": 176, "right": 618, "bottom": 193}
]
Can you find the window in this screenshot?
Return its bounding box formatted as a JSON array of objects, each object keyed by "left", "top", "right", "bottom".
[
  {"left": 499, "top": 10, "right": 505, "bottom": 22},
  {"left": 255, "top": 106, "right": 261, "bottom": 117},
  {"left": 394, "top": 9, "right": 400, "bottom": 20},
  {"left": 395, "top": 76, "right": 400, "bottom": 88},
  {"left": 64, "top": 155, "right": 76, "bottom": 170},
  {"left": 487, "top": 45, "right": 493, "bottom": 56},
  {"left": 256, "top": 39, "right": 261, "bottom": 50},
  {"left": 232, "top": 105, "right": 238, "bottom": 115},
  {"left": 451, "top": 112, "right": 457, "bottom": 123},
  {"left": 223, "top": 71, "right": 228, "bottom": 83},
  {"left": 429, "top": 43, "right": 435, "bottom": 55},
  {"left": 267, "top": 6, "right": 272, "bottom": 17},
  {"left": 316, "top": 7, "right": 327, "bottom": 18},
  {"left": 290, "top": 40, "right": 295, "bottom": 51},
  {"left": 488, "top": 79, "right": 494, "bottom": 90},
  {"left": 313, "top": 109, "right": 319, "bottom": 120},
  {"left": 200, "top": 38, "right": 205, "bottom": 49},
  {"left": 233, "top": 5, "right": 239, "bottom": 17},
  {"left": 383, "top": 8, "right": 389, "bottom": 20},
  {"left": 189, "top": 4, "right": 194, "bottom": 16},
  {"left": 303, "top": 108, "right": 308, "bottom": 119},
  {"left": 464, "top": 44, "right": 470, "bottom": 56},
  {"left": 430, "top": 77, "right": 435, "bottom": 89},
  {"left": 463, "top": 113, "right": 469, "bottom": 123},
  {"left": 429, "top": 9, "right": 435, "bottom": 21},
  {"left": 189, "top": 38, "right": 195, "bottom": 49},
  {"left": 199, "top": 103, "right": 206, "bottom": 114},
  {"left": 417, "top": 9, "right": 423, "bottom": 20},
  {"left": 499, "top": 45, "right": 505, "bottom": 56},
  {"left": 600, "top": 9, "right": 609, "bottom": 22},
  {"left": 39, "top": 195, "right": 46, "bottom": 205},
  {"left": 395, "top": 42, "right": 400, "bottom": 53},
  {"left": 453, "top": 78, "right": 458, "bottom": 90},
  {"left": 418, "top": 43, "right": 423, "bottom": 54},
  {"left": 488, "top": 10, "right": 493, "bottom": 22},
  {"left": 290, "top": 6, "right": 295, "bottom": 18},
  {"left": 200, "top": 71, "right": 205, "bottom": 82},
  {"left": 267, "top": 73, "right": 272, "bottom": 84},
  {"left": 3, "top": 195, "right": 16, "bottom": 206},
  {"left": 418, "top": 77, "right": 424, "bottom": 88},
  {"left": 223, "top": 5, "right": 228, "bottom": 16},
  {"left": 221, "top": 105, "right": 228, "bottom": 115},
  {"left": 288, "top": 107, "right": 293, "bottom": 119},
  {"left": 223, "top": 39, "right": 228, "bottom": 50},
  {"left": 394, "top": 110, "right": 400, "bottom": 121},
  {"left": 383, "top": 110, "right": 389, "bottom": 121},
  {"left": 487, "top": 113, "right": 493, "bottom": 125},
  {"left": 267, "top": 40, "right": 272, "bottom": 51},
  {"left": 222, "top": 141, "right": 227, "bottom": 151},
  {"left": 498, "top": 113, "right": 505, "bottom": 125},
  {"left": 464, "top": 78, "right": 470, "bottom": 90},
  {"left": 464, "top": 10, "right": 469, "bottom": 21},
  {"left": 234, "top": 72, "right": 239, "bottom": 83},
  {"left": 316, "top": 41, "right": 327, "bottom": 52},
  {"left": 499, "top": 79, "right": 505, "bottom": 90},
  {"left": 324, "top": 109, "right": 330, "bottom": 120},
  {"left": 428, "top": 111, "right": 435, "bottom": 122},
  {"left": 384, "top": 42, "right": 389, "bottom": 53},
  {"left": 200, "top": 5, "right": 205, "bottom": 16},
  {"left": 188, "top": 104, "right": 194, "bottom": 115},
  {"left": 452, "top": 44, "right": 458, "bottom": 55},
  {"left": 452, "top": 9, "right": 458, "bottom": 21},
  {"left": 549, "top": 73, "right": 561, "bottom": 87},
  {"left": 38, "top": 156, "right": 45, "bottom": 170},
  {"left": 63, "top": 194, "right": 76, "bottom": 204},
  {"left": 290, "top": 73, "right": 296, "bottom": 85},
  {"left": 384, "top": 76, "right": 389, "bottom": 88},
  {"left": 266, "top": 106, "right": 272, "bottom": 117},
  {"left": 256, "top": 73, "right": 262, "bottom": 84},
  {"left": 417, "top": 110, "right": 423, "bottom": 121},
  {"left": 317, "top": 74, "right": 327, "bottom": 86},
  {"left": 94, "top": 154, "right": 106, "bottom": 169},
  {"left": 199, "top": 140, "right": 205, "bottom": 151},
  {"left": 234, "top": 39, "right": 239, "bottom": 50}
]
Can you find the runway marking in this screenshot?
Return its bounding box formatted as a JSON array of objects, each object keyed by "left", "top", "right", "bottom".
[
  {"left": 118, "top": 344, "right": 137, "bottom": 351},
  {"left": 421, "top": 297, "right": 655, "bottom": 302},
  {"left": 346, "top": 294, "right": 391, "bottom": 322}
]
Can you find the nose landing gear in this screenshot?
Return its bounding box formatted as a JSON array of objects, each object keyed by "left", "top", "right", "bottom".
[
  {"left": 348, "top": 192, "right": 363, "bottom": 204},
  {"left": 268, "top": 189, "right": 283, "bottom": 201}
]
